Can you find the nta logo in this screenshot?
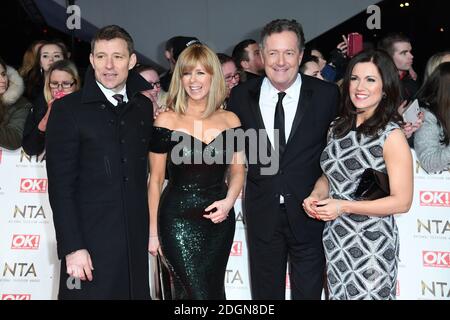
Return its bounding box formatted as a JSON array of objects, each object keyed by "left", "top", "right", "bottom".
[
  {"left": 417, "top": 219, "right": 450, "bottom": 235},
  {"left": 225, "top": 269, "right": 244, "bottom": 285},
  {"left": 14, "top": 205, "right": 47, "bottom": 219},
  {"left": 421, "top": 280, "right": 450, "bottom": 298},
  {"left": 3, "top": 263, "right": 37, "bottom": 278}
]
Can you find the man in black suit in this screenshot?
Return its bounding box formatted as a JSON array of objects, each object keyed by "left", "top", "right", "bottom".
[
  {"left": 228, "top": 19, "right": 339, "bottom": 300},
  {"left": 46, "top": 25, "right": 153, "bottom": 299}
]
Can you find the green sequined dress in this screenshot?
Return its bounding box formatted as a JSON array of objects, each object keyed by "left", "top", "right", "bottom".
[{"left": 150, "top": 126, "right": 240, "bottom": 299}]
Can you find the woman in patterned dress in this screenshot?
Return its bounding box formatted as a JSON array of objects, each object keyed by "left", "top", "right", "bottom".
[{"left": 303, "top": 50, "right": 413, "bottom": 300}]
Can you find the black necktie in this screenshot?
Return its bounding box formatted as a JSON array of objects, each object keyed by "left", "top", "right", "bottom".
[
  {"left": 274, "top": 92, "right": 287, "bottom": 155},
  {"left": 112, "top": 94, "right": 126, "bottom": 111}
]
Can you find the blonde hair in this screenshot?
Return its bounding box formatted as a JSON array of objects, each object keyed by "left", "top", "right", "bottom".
[
  {"left": 44, "top": 60, "right": 81, "bottom": 103},
  {"left": 167, "top": 44, "right": 226, "bottom": 118},
  {"left": 423, "top": 51, "right": 450, "bottom": 83}
]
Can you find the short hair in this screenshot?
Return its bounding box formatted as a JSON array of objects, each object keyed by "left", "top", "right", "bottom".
[
  {"left": 423, "top": 51, "right": 450, "bottom": 83},
  {"left": 91, "top": 25, "right": 134, "bottom": 55},
  {"left": 44, "top": 59, "right": 81, "bottom": 103},
  {"left": 260, "top": 19, "right": 305, "bottom": 51},
  {"left": 134, "top": 64, "right": 158, "bottom": 74},
  {"left": 217, "top": 53, "right": 233, "bottom": 66},
  {"left": 377, "top": 32, "right": 411, "bottom": 57},
  {"left": 299, "top": 55, "right": 319, "bottom": 73},
  {"left": 232, "top": 39, "right": 257, "bottom": 69},
  {"left": 167, "top": 44, "right": 226, "bottom": 119},
  {"left": 332, "top": 49, "right": 402, "bottom": 138}
]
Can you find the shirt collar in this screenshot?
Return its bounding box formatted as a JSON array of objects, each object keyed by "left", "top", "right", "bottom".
[
  {"left": 96, "top": 81, "right": 128, "bottom": 105},
  {"left": 264, "top": 73, "right": 302, "bottom": 101}
]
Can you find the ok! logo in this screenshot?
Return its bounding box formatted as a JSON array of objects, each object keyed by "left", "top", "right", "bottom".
[
  {"left": 19, "top": 178, "right": 48, "bottom": 193},
  {"left": 11, "top": 234, "right": 40, "bottom": 250},
  {"left": 419, "top": 191, "right": 450, "bottom": 207},
  {"left": 230, "top": 241, "right": 242, "bottom": 256},
  {"left": 422, "top": 251, "right": 450, "bottom": 268},
  {"left": 1, "top": 294, "right": 31, "bottom": 300}
]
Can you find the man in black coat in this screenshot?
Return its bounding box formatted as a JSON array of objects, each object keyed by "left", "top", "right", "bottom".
[
  {"left": 228, "top": 19, "right": 339, "bottom": 300},
  {"left": 46, "top": 25, "right": 153, "bottom": 299}
]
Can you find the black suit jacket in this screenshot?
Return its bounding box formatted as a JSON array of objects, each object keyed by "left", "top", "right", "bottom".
[{"left": 228, "top": 74, "right": 339, "bottom": 244}]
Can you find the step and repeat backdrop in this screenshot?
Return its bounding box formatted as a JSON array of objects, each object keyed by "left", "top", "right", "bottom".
[{"left": 0, "top": 147, "right": 449, "bottom": 300}]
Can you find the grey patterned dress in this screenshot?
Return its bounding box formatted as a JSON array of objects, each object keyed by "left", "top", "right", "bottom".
[{"left": 320, "top": 121, "right": 400, "bottom": 300}]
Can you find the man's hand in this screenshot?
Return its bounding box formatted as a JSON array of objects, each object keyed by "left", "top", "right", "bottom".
[{"left": 65, "top": 249, "right": 94, "bottom": 281}]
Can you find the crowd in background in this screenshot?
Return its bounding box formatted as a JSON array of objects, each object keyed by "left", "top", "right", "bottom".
[{"left": 1, "top": 30, "right": 449, "bottom": 173}]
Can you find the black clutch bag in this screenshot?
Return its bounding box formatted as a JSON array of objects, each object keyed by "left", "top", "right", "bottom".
[{"left": 353, "top": 168, "right": 390, "bottom": 200}]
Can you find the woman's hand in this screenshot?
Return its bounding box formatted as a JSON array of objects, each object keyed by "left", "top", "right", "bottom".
[
  {"left": 302, "top": 196, "right": 320, "bottom": 219},
  {"left": 402, "top": 111, "right": 424, "bottom": 138},
  {"left": 148, "top": 235, "right": 161, "bottom": 257},
  {"left": 203, "top": 198, "right": 234, "bottom": 223},
  {"left": 314, "top": 198, "right": 344, "bottom": 221}
]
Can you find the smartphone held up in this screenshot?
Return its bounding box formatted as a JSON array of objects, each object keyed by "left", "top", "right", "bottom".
[{"left": 347, "top": 33, "right": 363, "bottom": 58}]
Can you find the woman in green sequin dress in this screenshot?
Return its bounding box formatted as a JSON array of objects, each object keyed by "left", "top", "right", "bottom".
[{"left": 148, "top": 44, "right": 245, "bottom": 299}]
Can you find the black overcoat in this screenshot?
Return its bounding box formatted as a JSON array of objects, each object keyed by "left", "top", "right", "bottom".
[{"left": 46, "top": 67, "right": 153, "bottom": 299}]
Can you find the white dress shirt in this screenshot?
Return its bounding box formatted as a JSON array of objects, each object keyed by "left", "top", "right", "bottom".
[
  {"left": 259, "top": 74, "right": 302, "bottom": 203},
  {"left": 259, "top": 74, "right": 302, "bottom": 148},
  {"left": 96, "top": 81, "right": 128, "bottom": 106}
]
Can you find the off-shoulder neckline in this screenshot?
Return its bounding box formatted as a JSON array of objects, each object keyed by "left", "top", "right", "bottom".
[{"left": 153, "top": 126, "right": 242, "bottom": 146}]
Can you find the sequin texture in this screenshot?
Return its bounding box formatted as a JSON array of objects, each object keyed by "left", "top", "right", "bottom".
[{"left": 150, "top": 126, "right": 242, "bottom": 299}]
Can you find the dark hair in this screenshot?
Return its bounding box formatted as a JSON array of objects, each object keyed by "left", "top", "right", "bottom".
[
  {"left": 418, "top": 62, "right": 450, "bottom": 145},
  {"left": 377, "top": 32, "right": 411, "bottom": 57},
  {"left": 134, "top": 64, "right": 158, "bottom": 74},
  {"left": 91, "top": 25, "right": 134, "bottom": 55},
  {"left": 0, "top": 56, "right": 6, "bottom": 72},
  {"left": 165, "top": 36, "right": 181, "bottom": 52},
  {"left": 332, "top": 49, "right": 402, "bottom": 138},
  {"left": 261, "top": 19, "right": 305, "bottom": 51},
  {"left": 217, "top": 53, "right": 233, "bottom": 65},
  {"left": 232, "top": 39, "right": 257, "bottom": 69},
  {"left": 0, "top": 57, "right": 7, "bottom": 123},
  {"left": 25, "top": 40, "right": 69, "bottom": 100},
  {"left": 299, "top": 55, "right": 320, "bottom": 73}
]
